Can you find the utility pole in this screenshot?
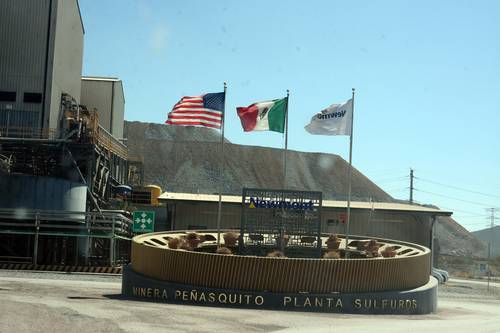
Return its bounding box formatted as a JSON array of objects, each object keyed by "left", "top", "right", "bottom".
[
  {"left": 485, "top": 208, "right": 498, "bottom": 291},
  {"left": 486, "top": 208, "right": 497, "bottom": 229},
  {"left": 409, "top": 168, "right": 414, "bottom": 204}
]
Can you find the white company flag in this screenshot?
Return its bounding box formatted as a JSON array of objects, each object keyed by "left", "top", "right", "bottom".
[{"left": 304, "top": 99, "right": 353, "bottom": 136}]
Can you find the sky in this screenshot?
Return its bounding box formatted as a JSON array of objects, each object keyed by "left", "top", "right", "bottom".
[{"left": 79, "top": 0, "right": 500, "bottom": 232}]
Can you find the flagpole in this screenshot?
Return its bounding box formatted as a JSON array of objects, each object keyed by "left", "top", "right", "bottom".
[
  {"left": 344, "top": 88, "right": 355, "bottom": 258},
  {"left": 283, "top": 89, "right": 290, "bottom": 189},
  {"left": 279, "top": 90, "right": 289, "bottom": 253},
  {"left": 216, "top": 82, "right": 227, "bottom": 247}
]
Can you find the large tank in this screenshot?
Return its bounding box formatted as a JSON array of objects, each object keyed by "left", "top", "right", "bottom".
[{"left": 0, "top": 175, "right": 86, "bottom": 212}]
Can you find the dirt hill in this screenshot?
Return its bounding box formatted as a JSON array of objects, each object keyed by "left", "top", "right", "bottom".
[
  {"left": 473, "top": 226, "right": 500, "bottom": 257},
  {"left": 435, "top": 216, "right": 488, "bottom": 258},
  {"left": 124, "top": 121, "right": 392, "bottom": 201}
]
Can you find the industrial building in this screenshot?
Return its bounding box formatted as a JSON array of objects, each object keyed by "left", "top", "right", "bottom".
[
  {"left": 158, "top": 192, "right": 452, "bottom": 259},
  {"left": 0, "top": 0, "right": 133, "bottom": 268}
]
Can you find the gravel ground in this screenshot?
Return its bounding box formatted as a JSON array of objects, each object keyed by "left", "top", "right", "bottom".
[
  {"left": 3, "top": 270, "right": 498, "bottom": 300},
  {"left": 0, "top": 270, "right": 499, "bottom": 333},
  {"left": 0, "top": 270, "right": 122, "bottom": 283}
]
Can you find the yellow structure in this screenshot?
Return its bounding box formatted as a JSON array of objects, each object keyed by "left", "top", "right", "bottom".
[{"left": 144, "top": 185, "right": 162, "bottom": 205}]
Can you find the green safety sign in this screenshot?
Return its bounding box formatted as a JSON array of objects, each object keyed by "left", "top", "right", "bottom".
[{"left": 133, "top": 211, "right": 155, "bottom": 233}]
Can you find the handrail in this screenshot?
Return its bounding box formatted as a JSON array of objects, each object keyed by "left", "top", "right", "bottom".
[
  {"left": 97, "top": 125, "right": 128, "bottom": 159},
  {"left": 0, "top": 124, "right": 128, "bottom": 160},
  {"left": 0, "top": 208, "right": 134, "bottom": 238},
  {"left": 0, "top": 126, "right": 61, "bottom": 140}
]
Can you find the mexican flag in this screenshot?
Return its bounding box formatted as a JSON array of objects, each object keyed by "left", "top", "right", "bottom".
[{"left": 236, "top": 97, "right": 287, "bottom": 133}]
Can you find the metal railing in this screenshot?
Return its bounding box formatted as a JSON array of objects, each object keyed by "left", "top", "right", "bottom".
[
  {"left": 96, "top": 125, "right": 128, "bottom": 159},
  {"left": 0, "top": 126, "right": 61, "bottom": 140},
  {"left": 0, "top": 124, "right": 128, "bottom": 160},
  {"left": 0, "top": 209, "right": 133, "bottom": 238},
  {"left": 0, "top": 209, "right": 134, "bottom": 267}
]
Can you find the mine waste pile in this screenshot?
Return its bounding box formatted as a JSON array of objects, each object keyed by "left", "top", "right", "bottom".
[
  {"left": 124, "top": 121, "right": 487, "bottom": 257},
  {"left": 124, "top": 121, "right": 391, "bottom": 201}
]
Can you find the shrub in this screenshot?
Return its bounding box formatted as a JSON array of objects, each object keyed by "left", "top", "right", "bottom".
[
  {"left": 223, "top": 232, "right": 239, "bottom": 246},
  {"left": 179, "top": 240, "right": 193, "bottom": 251},
  {"left": 186, "top": 232, "right": 199, "bottom": 240},
  {"left": 168, "top": 238, "right": 181, "bottom": 249},
  {"left": 216, "top": 247, "right": 233, "bottom": 255},
  {"left": 325, "top": 234, "right": 341, "bottom": 249},
  {"left": 323, "top": 251, "right": 341, "bottom": 259},
  {"left": 267, "top": 250, "right": 286, "bottom": 258}
]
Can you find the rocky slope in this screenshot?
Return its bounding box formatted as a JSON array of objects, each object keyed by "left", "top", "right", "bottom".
[
  {"left": 473, "top": 225, "right": 500, "bottom": 257},
  {"left": 435, "top": 216, "right": 488, "bottom": 258}
]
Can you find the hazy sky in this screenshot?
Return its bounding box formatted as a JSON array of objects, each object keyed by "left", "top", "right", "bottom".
[{"left": 79, "top": 0, "right": 499, "bottom": 231}]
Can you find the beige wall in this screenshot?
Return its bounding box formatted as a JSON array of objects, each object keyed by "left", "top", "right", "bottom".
[
  {"left": 173, "top": 202, "right": 241, "bottom": 230},
  {"left": 81, "top": 80, "right": 113, "bottom": 128},
  {"left": 81, "top": 79, "right": 125, "bottom": 138},
  {"left": 321, "top": 209, "right": 431, "bottom": 246}
]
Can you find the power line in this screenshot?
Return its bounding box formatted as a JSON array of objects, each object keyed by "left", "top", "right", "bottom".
[
  {"left": 369, "top": 169, "right": 409, "bottom": 177},
  {"left": 437, "top": 205, "right": 487, "bottom": 216},
  {"left": 463, "top": 221, "right": 494, "bottom": 227},
  {"left": 456, "top": 216, "right": 491, "bottom": 220},
  {"left": 414, "top": 176, "right": 500, "bottom": 199},
  {"left": 413, "top": 188, "right": 498, "bottom": 207},
  {"left": 385, "top": 187, "right": 408, "bottom": 193},
  {"left": 373, "top": 176, "right": 408, "bottom": 183}
]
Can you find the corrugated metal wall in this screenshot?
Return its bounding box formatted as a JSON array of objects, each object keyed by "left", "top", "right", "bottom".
[
  {"left": 0, "top": 0, "right": 84, "bottom": 131},
  {"left": 170, "top": 201, "right": 432, "bottom": 248},
  {"left": 48, "top": 0, "right": 84, "bottom": 129},
  {"left": 0, "top": 110, "right": 39, "bottom": 127},
  {"left": 0, "top": 175, "right": 86, "bottom": 212},
  {"left": 174, "top": 202, "right": 241, "bottom": 230},
  {"left": 0, "top": 0, "right": 51, "bottom": 128},
  {"left": 321, "top": 209, "right": 431, "bottom": 246}
]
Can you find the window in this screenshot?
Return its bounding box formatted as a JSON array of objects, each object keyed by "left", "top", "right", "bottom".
[
  {"left": 23, "top": 92, "right": 42, "bottom": 103},
  {"left": 0, "top": 91, "right": 16, "bottom": 102}
]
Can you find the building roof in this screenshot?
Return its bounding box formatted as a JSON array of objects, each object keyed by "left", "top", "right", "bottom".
[
  {"left": 158, "top": 191, "right": 453, "bottom": 216},
  {"left": 82, "top": 76, "right": 121, "bottom": 82}
]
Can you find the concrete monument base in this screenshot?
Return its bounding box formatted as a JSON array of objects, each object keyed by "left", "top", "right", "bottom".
[{"left": 122, "top": 265, "right": 437, "bottom": 315}]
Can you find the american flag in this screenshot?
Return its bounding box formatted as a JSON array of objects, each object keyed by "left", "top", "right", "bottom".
[{"left": 166, "top": 92, "right": 225, "bottom": 129}]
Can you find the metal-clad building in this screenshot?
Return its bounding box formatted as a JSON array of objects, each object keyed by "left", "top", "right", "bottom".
[
  {"left": 81, "top": 77, "right": 126, "bottom": 139},
  {"left": 0, "top": 0, "right": 84, "bottom": 130},
  {"left": 0, "top": 1, "right": 133, "bottom": 268},
  {"left": 158, "top": 192, "right": 452, "bottom": 251}
]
